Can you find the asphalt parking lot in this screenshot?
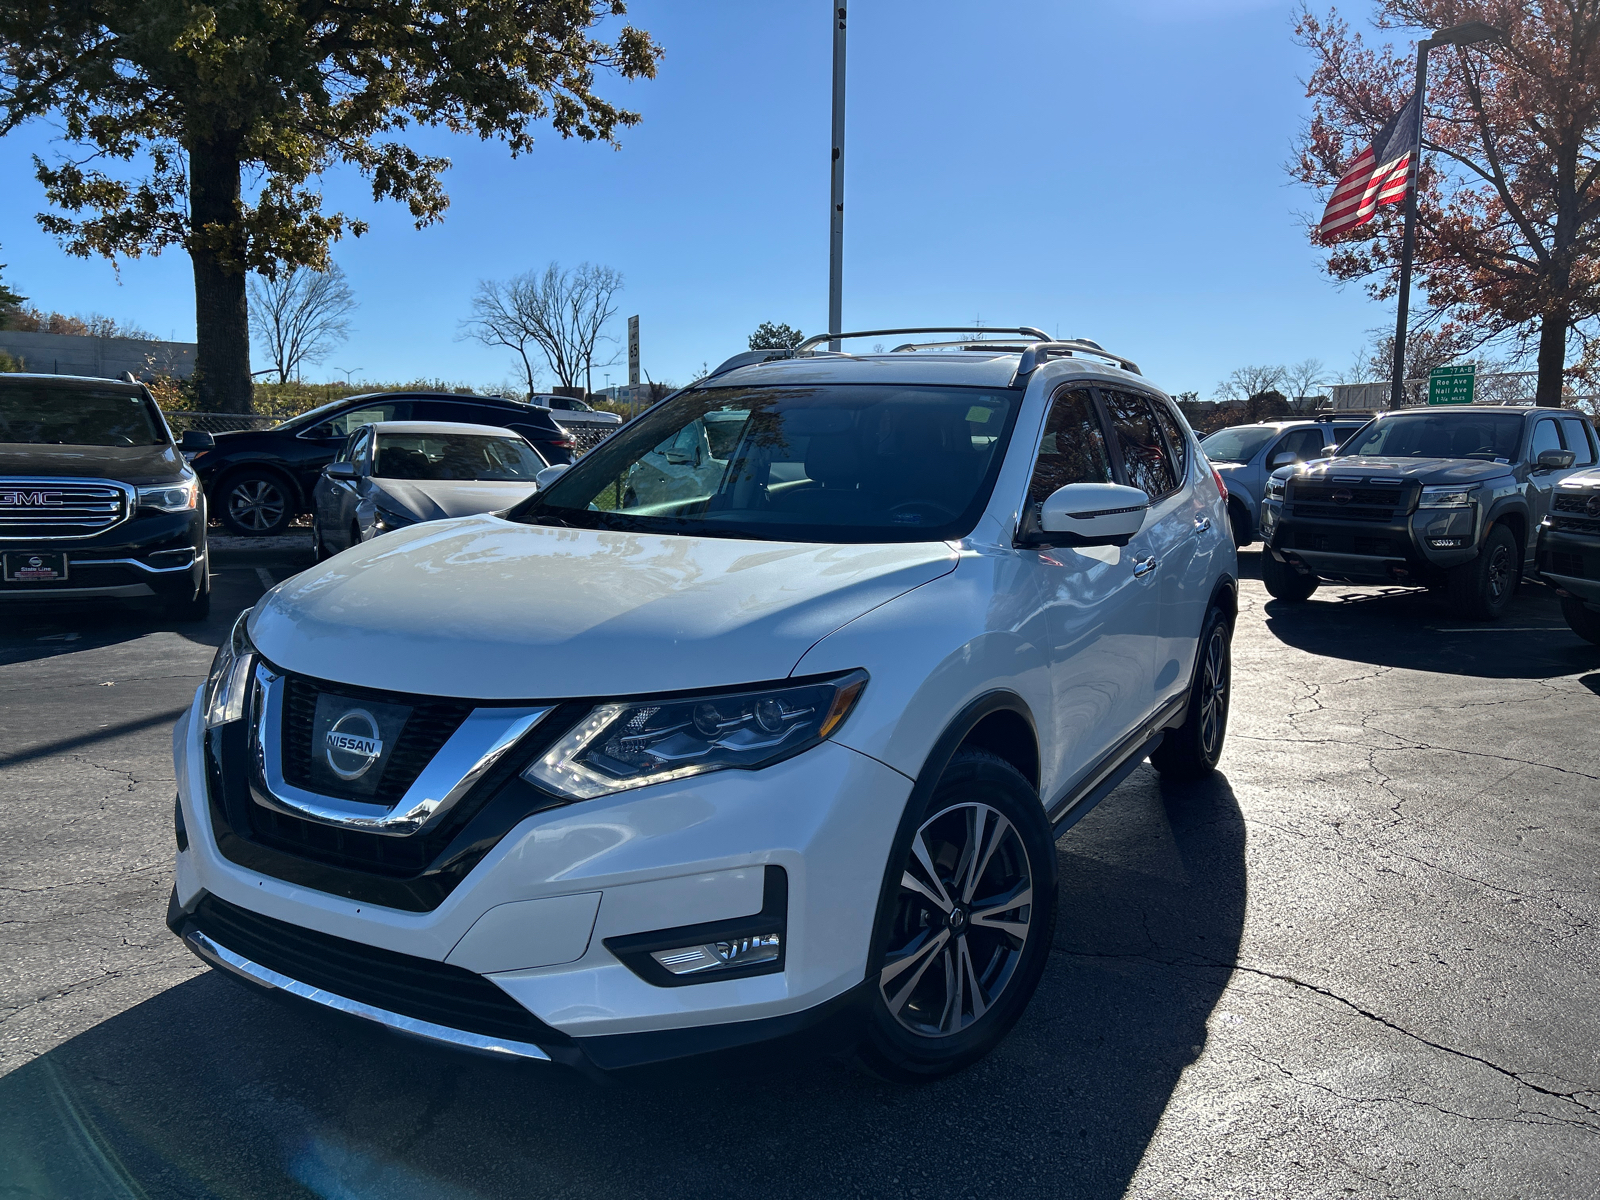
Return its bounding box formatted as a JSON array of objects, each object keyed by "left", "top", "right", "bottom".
[{"left": 1, "top": 542, "right": 1596, "bottom": 1200}]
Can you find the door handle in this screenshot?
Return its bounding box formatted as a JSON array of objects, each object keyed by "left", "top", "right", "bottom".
[
  {"left": 1194, "top": 516, "right": 1212, "bottom": 533},
  {"left": 1133, "top": 555, "right": 1158, "bottom": 578}
]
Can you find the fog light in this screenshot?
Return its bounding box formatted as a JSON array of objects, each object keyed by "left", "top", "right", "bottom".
[
  {"left": 1429, "top": 537, "right": 1468, "bottom": 548},
  {"left": 651, "top": 933, "right": 782, "bottom": 976}
]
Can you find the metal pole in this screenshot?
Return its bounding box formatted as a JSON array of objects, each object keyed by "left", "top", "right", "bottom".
[
  {"left": 1390, "top": 39, "right": 1430, "bottom": 409},
  {"left": 828, "top": 2, "right": 847, "bottom": 352}
]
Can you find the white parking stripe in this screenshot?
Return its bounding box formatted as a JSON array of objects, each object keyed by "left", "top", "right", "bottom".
[{"left": 255, "top": 568, "right": 276, "bottom": 590}]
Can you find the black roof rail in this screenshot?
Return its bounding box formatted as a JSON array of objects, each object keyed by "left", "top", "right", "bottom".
[{"left": 1015, "top": 340, "right": 1141, "bottom": 377}]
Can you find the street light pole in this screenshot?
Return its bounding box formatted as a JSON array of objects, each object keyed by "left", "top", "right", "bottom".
[
  {"left": 828, "top": 2, "right": 847, "bottom": 351},
  {"left": 1389, "top": 21, "right": 1503, "bottom": 409}
]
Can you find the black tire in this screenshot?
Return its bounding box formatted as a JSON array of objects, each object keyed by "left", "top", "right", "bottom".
[
  {"left": 855, "top": 750, "right": 1058, "bottom": 1082},
  {"left": 1228, "top": 500, "right": 1254, "bottom": 547},
  {"left": 1151, "top": 605, "right": 1232, "bottom": 780},
  {"left": 1447, "top": 524, "right": 1517, "bottom": 621},
  {"left": 1560, "top": 596, "right": 1600, "bottom": 646},
  {"left": 1262, "top": 551, "right": 1318, "bottom": 602},
  {"left": 311, "top": 521, "right": 330, "bottom": 562},
  {"left": 164, "top": 571, "right": 211, "bottom": 622},
  {"left": 351, "top": 520, "right": 365, "bottom": 546},
  {"left": 219, "top": 469, "right": 295, "bottom": 536}
]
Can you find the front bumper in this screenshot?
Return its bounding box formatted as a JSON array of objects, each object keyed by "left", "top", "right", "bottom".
[
  {"left": 170, "top": 685, "right": 912, "bottom": 1067},
  {"left": 1261, "top": 496, "right": 1478, "bottom": 583},
  {"left": 1537, "top": 524, "right": 1600, "bottom": 606},
  {"left": 0, "top": 509, "right": 205, "bottom": 602}
]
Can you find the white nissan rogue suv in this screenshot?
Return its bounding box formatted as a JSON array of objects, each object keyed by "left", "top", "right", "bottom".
[{"left": 169, "top": 328, "right": 1238, "bottom": 1080}]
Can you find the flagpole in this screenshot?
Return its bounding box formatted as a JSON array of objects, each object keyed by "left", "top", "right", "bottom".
[
  {"left": 1389, "top": 37, "right": 1430, "bottom": 410},
  {"left": 827, "top": 2, "right": 847, "bottom": 352}
]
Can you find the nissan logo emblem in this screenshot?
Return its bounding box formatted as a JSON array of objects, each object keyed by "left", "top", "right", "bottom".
[
  {"left": 325, "top": 709, "right": 384, "bottom": 780},
  {"left": 1331, "top": 488, "right": 1354, "bottom": 504},
  {"left": 1588, "top": 494, "right": 1600, "bottom": 518}
]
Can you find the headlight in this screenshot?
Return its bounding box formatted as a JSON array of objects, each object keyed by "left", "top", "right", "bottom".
[
  {"left": 525, "top": 670, "right": 868, "bottom": 800},
  {"left": 1419, "top": 484, "right": 1478, "bottom": 509},
  {"left": 138, "top": 476, "right": 200, "bottom": 512},
  {"left": 203, "top": 610, "right": 256, "bottom": 728},
  {"left": 1266, "top": 475, "right": 1287, "bottom": 499},
  {"left": 373, "top": 503, "right": 417, "bottom": 532}
]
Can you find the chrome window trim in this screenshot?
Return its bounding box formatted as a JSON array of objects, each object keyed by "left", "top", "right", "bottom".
[
  {"left": 0, "top": 476, "right": 136, "bottom": 541},
  {"left": 250, "top": 663, "right": 552, "bottom": 837},
  {"left": 183, "top": 928, "right": 553, "bottom": 1062}
]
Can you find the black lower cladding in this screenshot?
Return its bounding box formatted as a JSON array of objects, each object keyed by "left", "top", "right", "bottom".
[
  {"left": 208, "top": 699, "right": 592, "bottom": 912},
  {"left": 183, "top": 893, "right": 571, "bottom": 1046}
]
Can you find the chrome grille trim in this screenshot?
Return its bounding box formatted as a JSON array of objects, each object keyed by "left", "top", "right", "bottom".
[
  {"left": 0, "top": 476, "right": 135, "bottom": 540},
  {"left": 249, "top": 663, "right": 552, "bottom": 837}
]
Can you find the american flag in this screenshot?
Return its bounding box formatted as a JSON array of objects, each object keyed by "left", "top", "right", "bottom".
[{"left": 1318, "top": 91, "right": 1419, "bottom": 241}]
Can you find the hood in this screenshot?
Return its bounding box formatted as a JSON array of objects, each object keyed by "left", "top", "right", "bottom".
[
  {"left": 250, "top": 517, "right": 959, "bottom": 699},
  {"left": 1303, "top": 456, "right": 1513, "bottom": 485},
  {"left": 0, "top": 442, "right": 186, "bottom": 484},
  {"left": 376, "top": 479, "right": 539, "bottom": 522}
]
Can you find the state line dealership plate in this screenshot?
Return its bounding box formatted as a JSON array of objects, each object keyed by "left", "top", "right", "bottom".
[{"left": 3, "top": 552, "right": 67, "bottom": 582}]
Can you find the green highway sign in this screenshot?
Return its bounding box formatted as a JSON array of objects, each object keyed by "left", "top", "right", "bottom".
[{"left": 1428, "top": 363, "right": 1476, "bottom": 405}]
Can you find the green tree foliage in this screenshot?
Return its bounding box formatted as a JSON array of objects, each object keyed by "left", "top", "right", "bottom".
[
  {"left": 749, "top": 321, "right": 805, "bottom": 351},
  {"left": 1243, "top": 391, "right": 1291, "bottom": 423},
  {"left": 0, "top": 246, "right": 24, "bottom": 328},
  {"left": 0, "top": 2, "right": 661, "bottom": 412}
]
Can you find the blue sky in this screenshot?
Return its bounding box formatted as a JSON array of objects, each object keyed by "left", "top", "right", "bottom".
[{"left": 0, "top": 0, "right": 1396, "bottom": 398}]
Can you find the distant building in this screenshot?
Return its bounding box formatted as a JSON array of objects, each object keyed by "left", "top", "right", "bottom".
[{"left": 0, "top": 331, "right": 196, "bottom": 379}]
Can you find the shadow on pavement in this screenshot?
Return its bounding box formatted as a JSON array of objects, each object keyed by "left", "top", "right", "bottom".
[
  {"left": 0, "top": 768, "right": 1245, "bottom": 1200},
  {"left": 1238, "top": 551, "right": 1600, "bottom": 680}
]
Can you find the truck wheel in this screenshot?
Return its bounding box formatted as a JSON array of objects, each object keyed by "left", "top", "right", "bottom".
[
  {"left": 1262, "top": 552, "right": 1318, "bottom": 602},
  {"left": 1151, "top": 605, "right": 1231, "bottom": 780},
  {"left": 855, "top": 751, "right": 1058, "bottom": 1082},
  {"left": 1228, "top": 500, "right": 1254, "bottom": 547},
  {"left": 1447, "top": 524, "right": 1517, "bottom": 621},
  {"left": 1560, "top": 596, "right": 1600, "bottom": 646},
  {"left": 219, "top": 469, "right": 294, "bottom": 536}
]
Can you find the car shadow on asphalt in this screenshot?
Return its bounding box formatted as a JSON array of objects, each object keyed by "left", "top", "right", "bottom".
[
  {"left": 0, "top": 768, "right": 1245, "bottom": 1200},
  {"left": 1238, "top": 550, "right": 1600, "bottom": 680}
]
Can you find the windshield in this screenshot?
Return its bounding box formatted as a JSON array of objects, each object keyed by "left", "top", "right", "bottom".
[
  {"left": 1199, "top": 425, "right": 1278, "bottom": 463},
  {"left": 375, "top": 432, "right": 544, "bottom": 481},
  {"left": 1339, "top": 412, "right": 1524, "bottom": 461},
  {"left": 511, "top": 383, "right": 1022, "bottom": 543},
  {"left": 0, "top": 385, "right": 167, "bottom": 446}
]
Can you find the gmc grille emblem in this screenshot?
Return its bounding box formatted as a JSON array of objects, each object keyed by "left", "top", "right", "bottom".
[{"left": 0, "top": 491, "right": 66, "bottom": 507}]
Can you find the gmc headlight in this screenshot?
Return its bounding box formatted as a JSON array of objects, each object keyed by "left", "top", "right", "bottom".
[
  {"left": 525, "top": 670, "right": 868, "bottom": 800},
  {"left": 1419, "top": 484, "right": 1478, "bottom": 509},
  {"left": 138, "top": 476, "right": 200, "bottom": 512},
  {"left": 203, "top": 610, "right": 256, "bottom": 728}
]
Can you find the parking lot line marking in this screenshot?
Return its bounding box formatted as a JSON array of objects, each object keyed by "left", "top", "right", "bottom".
[{"left": 255, "top": 567, "right": 276, "bottom": 590}]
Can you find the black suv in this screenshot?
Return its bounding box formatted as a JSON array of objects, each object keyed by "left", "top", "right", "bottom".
[
  {"left": 1257, "top": 405, "right": 1597, "bottom": 619},
  {"left": 193, "top": 391, "right": 575, "bottom": 535},
  {"left": 0, "top": 374, "right": 213, "bottom": 619},
  {"left": 1536, "top": 466, "right": 1600, "bottom": 644}
]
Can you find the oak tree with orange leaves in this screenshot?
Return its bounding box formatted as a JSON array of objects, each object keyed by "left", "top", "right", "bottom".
[{"left": 1295, "top": 2, "right": 1600, "bottom": 406}]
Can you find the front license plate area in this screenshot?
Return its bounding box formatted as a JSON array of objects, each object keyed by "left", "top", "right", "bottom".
[{"left": 4, "top": 552, "right": 68, "bottom": 582}]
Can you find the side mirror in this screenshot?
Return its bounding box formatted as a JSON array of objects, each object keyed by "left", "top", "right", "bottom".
[
  {"left": 1268, "top": 450, "right": 1298, "bottom": 469},
  {"left": 179, "top": 429, "right": 215, "bottom": 451},
  {"left": 1537, "top": 448, "right": 1577, "bottom": 470},
  {"left": 663, "top": 448, "right": 692, "bottom": 466},
  {"left": 535, "top": 464, "right": 570, "bottom": 490},
  {"left": 325, "top": 461, "right": 357, "bottom": 481},
  {"left": 1319, "top": 444, "right": 1340, "bottom": 459},
  {"left": 1037, "top": 482, "right": 1150, "bottom": 547}
]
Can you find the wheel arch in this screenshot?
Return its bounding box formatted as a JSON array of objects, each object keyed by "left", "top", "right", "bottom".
[{"left": 1484, "top": 501, "right": 1529, "bottom": 563}]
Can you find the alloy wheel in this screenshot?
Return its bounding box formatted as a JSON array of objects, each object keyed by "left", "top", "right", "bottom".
[
  {"left": 879, "top": 802, "right": 1034, "bottom": 1038},
  {"left": 1486, "top": 543, "right": 1511, "bottom": 601},
  {"left": 1199, "top": 625, "right": 1230, "bottom": 762},
  {"left": 229, "top": 480, "right": 286, "bottom": 533}
]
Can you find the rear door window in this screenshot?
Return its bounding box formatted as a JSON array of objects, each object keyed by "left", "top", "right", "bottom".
[
  {"left": 1149, "top": 399, "right": 1190, "bottom": 480},
  {"left": 1101, "top": 390, "right": 1178, "bottom": 499},
  {"left": 1560, "top": 417, "right": 1597, "bottom": 466},
  {"left": 307, "top": 402, "right": 407, "bottom": 438}
]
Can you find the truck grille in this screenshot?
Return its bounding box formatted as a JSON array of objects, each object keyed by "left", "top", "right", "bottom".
[
  {"left": 1287, "top": 481, "right": 1408, "bottom": 525},
  {"left": 1293, "top": 483, "right": 1405, "bottom": 507},
  {"left": 1289, "top": 503, "right": 1396, "bottom": 522},
  {"left": 1550, "top": 514, "right": 1600, "bottom": 535},
  {"left": 0, "top": 478, "right": 131, "bottom": 539}
]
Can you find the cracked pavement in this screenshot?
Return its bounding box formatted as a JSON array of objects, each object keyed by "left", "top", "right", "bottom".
[{"left": 0, "top": 544, "right": 1597, "bottom": 1199}]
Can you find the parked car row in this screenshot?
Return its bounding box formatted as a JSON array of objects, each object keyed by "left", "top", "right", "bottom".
[{"left": 1242, "top": 404, "right": 1600, "bottom": 640}]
